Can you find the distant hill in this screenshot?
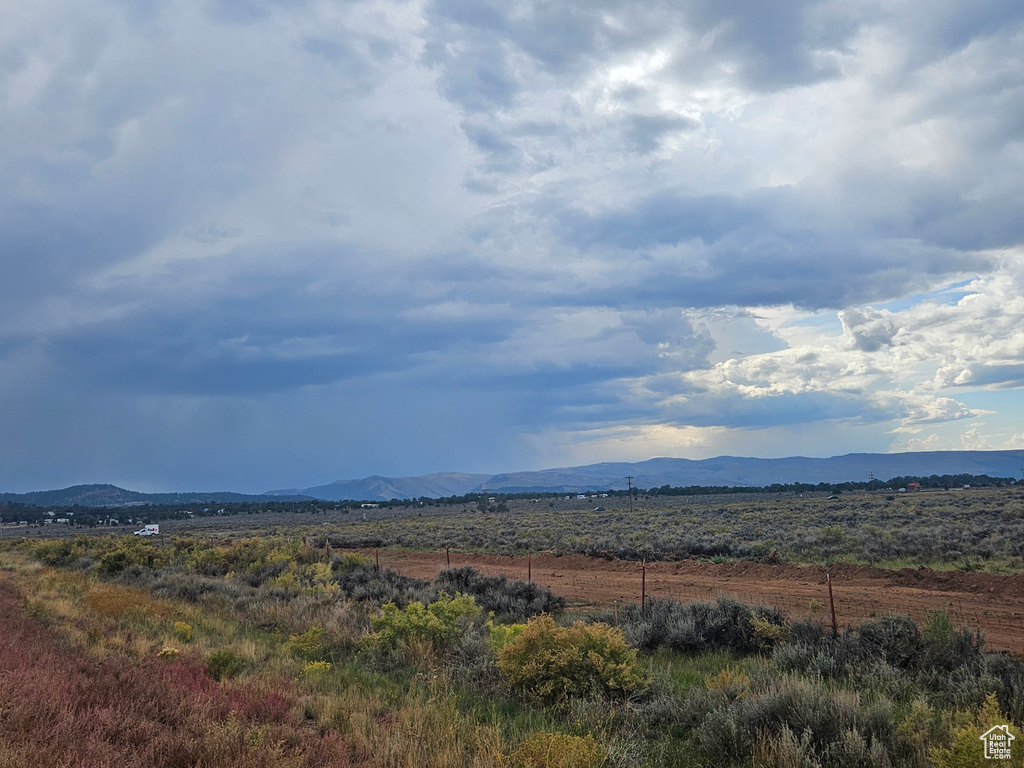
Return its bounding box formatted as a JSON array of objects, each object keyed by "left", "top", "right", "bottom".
[
  {"left": 267, "top": 473, "right": 489, "bottom": 502},
  {"left": 269, "top": 450, "right": 1024, "bottom": 501},
  {"left": 6, "top": 450, "right": 1022, "bottom": 506},
  {"left": 0, "top": 484, "right": 310, "bottom": 508}
]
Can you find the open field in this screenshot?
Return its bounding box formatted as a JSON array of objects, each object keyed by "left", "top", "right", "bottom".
[
  {"left": 4, "top": 513, "right": 1024, "bottom": 767},
  {"left": 14, "top": 488, "right": 1024, "bottom": 652},
  {"left": 15, "top": 487, "right": 1024, "bottom": 573},
  {"left": 370, "top": 550, "right": 1024, "bottom": 656}
]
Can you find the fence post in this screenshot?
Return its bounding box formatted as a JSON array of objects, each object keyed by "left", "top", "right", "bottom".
[
  {"left": 527, "top": 554, "right": 532, "bottom": 584},
  {"left": 641, "top": 557, "right": 647, "bottom": 614},
  {"left": 375, "top": 549, "right": 379, "bottom": 570},
  {"left": 446, "top": 545, "right": 450, "bottom": 567},
  {"left": 827, "top": 572, "right": 838, "bottom": 638}
]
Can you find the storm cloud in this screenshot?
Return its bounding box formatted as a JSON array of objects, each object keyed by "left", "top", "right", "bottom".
[{"left": 2, "top": 0, "right": 1023, "bottom": 491}]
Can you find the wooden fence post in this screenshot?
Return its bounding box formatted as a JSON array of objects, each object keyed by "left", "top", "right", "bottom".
[
  {"left": 641, "top": 557, "right": 647, "bottom": 613},
  {"left": 827, "top": 572, "right": 838, "bottom": 638}
]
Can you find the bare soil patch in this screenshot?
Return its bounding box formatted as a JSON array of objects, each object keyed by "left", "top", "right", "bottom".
[{"left": 365, "top": 550, "right": 1024, "bottom": 656}]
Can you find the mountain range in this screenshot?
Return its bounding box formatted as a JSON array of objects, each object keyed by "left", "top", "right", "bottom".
[
  {"left": 266, "top": 450, "right": 1024, "bottom": 501},
  {"left": 4, "top": 450, "right": 1022, "bottom": 507}
]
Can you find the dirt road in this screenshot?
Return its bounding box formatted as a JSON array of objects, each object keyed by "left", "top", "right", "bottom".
[{"left": 365, "top": 550, "right": 1024, "bottom": 655}]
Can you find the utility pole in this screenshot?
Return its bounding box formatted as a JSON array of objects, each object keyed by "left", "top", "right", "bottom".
[
  {"left": 868, "top": 472, "right": 875, "bottom": 493},
  {"left": 626, "top": 476, "right": 634, "bottom": 515}
]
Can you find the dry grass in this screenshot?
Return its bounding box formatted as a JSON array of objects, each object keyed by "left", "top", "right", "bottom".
[{"left": 0, "top": 579, "right": 349, "bottom": 768}]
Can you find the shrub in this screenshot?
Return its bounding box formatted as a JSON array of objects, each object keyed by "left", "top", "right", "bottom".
[
  {"left": 33, "top": 539, "right": 79, "bottom": 567},
  {"left": 205, "top": 648, "right": 247, "bottom": 681},
  {"left": 857, "top": 615, "right": 921, "bottom": 669},
  {"left": 331, "top": 552, "right": 370, "bottom": 572},
  {"left": 691, "top": 671, "right": 901, "bottom": 767},
  {"left": 151, "top": 573, "right": 221, "bottom": 603},
  {"left": 173, "top": 621, "right": 192, "bottom": 643},
  {"left": 332, "top": 562, "right": 424, "bottom": 605},
  {"left": 498, "top": 615, "right": 647, "bottom": 703},
  {"left": 157, "top": 647, "right": 180, "bottom": 662},
  {"left": 509, "top": 732, "right": 606, "bottom": 768},
  {"left": 98, "top": 550, "right": 129, "bottom": 576},
  {"left": 430, "top": 567, "right": 565, "bottom": 621},
  {"left": 613, "top": 597, "right": 788, "bottom": 655},
  {"left": 919, "top": 610, "right": 984, "bottom": 675},
  {"left": 930, "top": 693, "right": 1021, "bottom": 768},
  {"left": 301, "top": 660, "right": 333, "bottom": 678},
  {"left": 706, "top": 665, "right": 750, "bottom": 705},
  {"left": 286, "top": 626, "right": 328, "bottom": 662},
  {"left": 487, "top": 619, "right": 526, "bottom": 653},
  {"left": 360, "top": 592, "right": 481, "bottom": 659},
  {"left": 750, "top": 611, "right": 789, "bottom": 649}
]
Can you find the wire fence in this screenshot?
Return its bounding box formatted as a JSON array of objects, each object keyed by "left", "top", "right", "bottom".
[{"left": 397, "top": 549, "right": 1023, "bottom": 649}]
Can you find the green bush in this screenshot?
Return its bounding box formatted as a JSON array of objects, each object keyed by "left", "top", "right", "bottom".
[
  {"left": 286, "top": 626, "right": 328, "bottom": 661},
  {"left": 430, "top": 567, "right": 565, "bottom": 622},
  {"left": 498, "top": 615, "right": 647, "bottom": 703},
  {"left": 930, "top": 693, "right": 1022, "bottom": 768},
  {"left": 205, "top": 648, "right": 247, "bottom": 681},
  {"left": 98, "top": 550, "right": 129, "bottom": 576},
  {"left": 360, "top": 592, "right": 481, "bottom": 658},
  {"left": 301, "top": 660, "right": 333, "bottom": 681},
  {"left": 487, "top": 619, "right": 526, "bottom": 653},
  {"left": 331, "top": 552, "right": 370, "bottom": 572}
]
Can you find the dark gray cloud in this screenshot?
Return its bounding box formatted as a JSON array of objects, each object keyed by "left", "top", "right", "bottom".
[
  {"left": 620, "top": 113, "right": 700, "bottom": 154},
  {"left": 667, "top": 0, "right": 860, "bottom": 90},
  {"left": 559, "top": 190, "right": 764, "bottom": 249},
  {"left": 2, "top": 0, "right": 1024, "bottom": 491},
  {"left": 425, "top": 0, "right": 863, "bottom": 104}
]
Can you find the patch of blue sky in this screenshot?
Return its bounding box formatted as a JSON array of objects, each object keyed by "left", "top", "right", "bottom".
[
  {"left": 875, "top": 279, "right": 977, "bottom": 314},
  {"left": 786, "top": 310, "right": 844, "bottom": 335},
  {"left": 955, "top": 389, "right": 1024, "bottom": 418}
]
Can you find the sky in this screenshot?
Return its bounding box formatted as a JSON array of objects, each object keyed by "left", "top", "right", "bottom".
[{"left": 2, "top": 0, "right": 1024, "bottom": 493}]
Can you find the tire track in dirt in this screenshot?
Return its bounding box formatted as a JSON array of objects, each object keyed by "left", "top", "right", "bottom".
[{"left": 363, "top": 550, "right": 1024, "bottom": 656}]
